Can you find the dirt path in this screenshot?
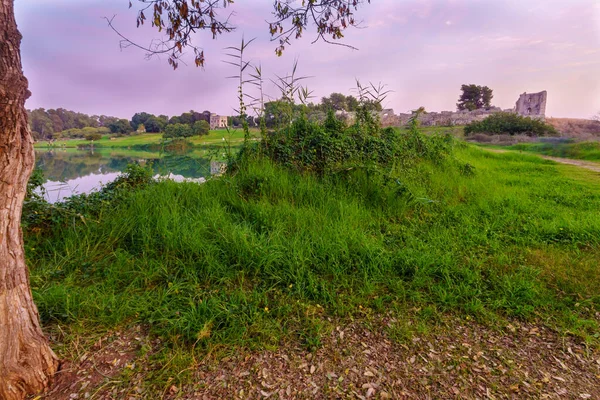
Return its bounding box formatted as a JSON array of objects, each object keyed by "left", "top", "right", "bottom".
[
  {"left": 539, "top": 155, "right": 600, "bottom": 173},
  {"left": 483, "top": 147, "right": 600, "bottom": 173}
]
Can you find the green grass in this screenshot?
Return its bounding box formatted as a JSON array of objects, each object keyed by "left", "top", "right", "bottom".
[
  {"left": 28, "top": 143, "right": 600, "bottom": 337},
  {"left": 418, "top": 125, "right": 465, "bottom": 137},
  {"left": 26, "top": 141, "right": 600, "bottom": 388},
  {"left": 503, "top": 141, "right": 600, "bottom": 162},
  {"left": 34, "top": 129, "right": 254, "bottom": 149}
]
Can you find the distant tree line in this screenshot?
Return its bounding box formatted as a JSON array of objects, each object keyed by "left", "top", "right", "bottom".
[
  {"left": 163, "top": 121, "right": 210, "bottom": 139},
  {"left": 253, "top": 92, "right": 384, "bottom": 129},
  {"left": 28, "top": 108, "right": 214, "bottom": 140},
  {"left": 27, "top": 108, "right": 122, "bottom": 140},
  {"left": 317, "top": 92, "right": 383, "bottom": 112},
  {"left": 29, "top": 91, "right": 385, "bottom": 140}
]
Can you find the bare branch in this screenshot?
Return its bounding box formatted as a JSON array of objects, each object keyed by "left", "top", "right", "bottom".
[
  {"left": 110, "top": 0, "right": 371, "bottom": 69},
  {"left": 108, "top": 0, "right": 235, "bottom": 69},
  {"left": 269, "top": 0, "right": 371, "bottom": 56}
]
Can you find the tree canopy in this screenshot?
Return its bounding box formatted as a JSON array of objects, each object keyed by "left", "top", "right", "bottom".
[
  {"left": 110, "top": 0, "right": 371, "bottom": 68},
  {"left": 131, "top": 111, "right": 153, "bottom": 130},
  {"left": 321, "top": 92, "right": 358, "bottom": 111},
  {"left": 163, "top": 122, "right": 193, "bottom": 138},
  {"left": 144, "top": 115, "right": 168, "bottom": 132},
  {"left": 109, "top": 118, "right": 134, "bottom": 134},
  {"left": 456, "top": 84, "right": 494, "bottom": 111},
  {"left": 27, "top": 108, "right": 118, "bottom": 139},
  {"left": 192, "top": 120, "right": 210, "bottom": 136}
]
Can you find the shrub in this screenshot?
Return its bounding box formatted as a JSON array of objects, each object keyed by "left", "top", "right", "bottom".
[
  {"left": 464, "top": 112, "right": 558, "bottom": 137},
  {"left": 192, "top": 120, "right": 210, "bottom": 136},
  {"left": 84, "top": 133, "right": 103, "bottom": 141},
  {"left": 163, "top": 123, "right": 193, "bottom": 139},
  {"left": 236, "top": 107, "right": 455, "bottom": 178}
]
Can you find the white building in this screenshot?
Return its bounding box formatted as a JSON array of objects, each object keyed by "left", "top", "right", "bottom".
[{"left": 210, "top": 114, "right": 228, "bottom": 130}]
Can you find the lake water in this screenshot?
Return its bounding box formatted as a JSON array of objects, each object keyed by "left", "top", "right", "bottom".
[{"left": 35, "top": 148, "right": 223, "bottom": 203}]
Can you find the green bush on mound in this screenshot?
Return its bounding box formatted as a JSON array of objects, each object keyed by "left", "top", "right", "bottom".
[
  {"left": 464, "top": 112, "right": 558, "bottom": 137},
  {"left": 236, "top": 109, "right": 461, "bottom": 177}
]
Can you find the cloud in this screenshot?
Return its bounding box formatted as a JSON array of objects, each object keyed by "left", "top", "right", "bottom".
[{"left": 14, "top": 0, "right": 600, "bottom": 119}]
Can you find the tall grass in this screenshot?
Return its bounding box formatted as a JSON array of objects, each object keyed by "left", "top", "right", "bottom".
[{"left": 27, "top": 145, "right": 600, "bottom": 354}]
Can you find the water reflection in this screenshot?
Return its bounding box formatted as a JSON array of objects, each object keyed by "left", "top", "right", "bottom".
[{"left": 35, "top": 148, "right": 220, "bottom": 203}]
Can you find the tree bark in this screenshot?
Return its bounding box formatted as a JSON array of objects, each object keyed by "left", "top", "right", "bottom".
[{"left": 0, "top": 1, "right": 59, "bottom": 399}]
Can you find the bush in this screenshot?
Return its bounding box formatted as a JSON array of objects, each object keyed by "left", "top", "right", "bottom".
[
  {"left": 163, "top": 123, "right": 193, "bottom": 139},
  {"left": 84, "top": 133, "right": 103, "bottom": 141},
  {"left": 192, "top": 120, "right": 210, "bottom": 136},
  {"left": 243, "top": 109, "right": 455, "bottom": 177},
  {"left": 464, "top": 112, "right": 558, "bottom": 137}
]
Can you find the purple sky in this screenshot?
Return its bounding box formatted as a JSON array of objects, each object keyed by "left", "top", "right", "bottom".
[{"left": 15, "top": 0, "right": 600, "bottom": 119}]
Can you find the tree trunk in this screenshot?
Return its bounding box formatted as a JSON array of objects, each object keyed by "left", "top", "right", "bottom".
[{"left": 0, "top": 1, "right": 59, "bottom": 399}]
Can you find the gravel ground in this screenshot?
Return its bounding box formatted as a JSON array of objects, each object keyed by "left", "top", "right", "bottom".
[{"left": 40, "top": 315, "right": 600, "bottom": 400}]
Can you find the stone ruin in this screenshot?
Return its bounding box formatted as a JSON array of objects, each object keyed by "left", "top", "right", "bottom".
[
  {"left": 375, "top": 90, "right": 548, "bottom": 127},
  {"left": 514, "top": 91, "right": 547, "bottom": 120}
]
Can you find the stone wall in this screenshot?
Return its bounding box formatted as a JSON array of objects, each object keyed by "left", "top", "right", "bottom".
[
  {"left": 384, "top": 107, "right": 514, "bottom": 127},
  {"left": 341, "top": 108, "right": 511, "bottom": 128},
  {"left": 379, "top": 90, "right": 548, "bottom": 127}
]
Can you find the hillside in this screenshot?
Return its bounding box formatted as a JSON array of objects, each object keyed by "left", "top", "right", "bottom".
[{"left": 546, "top": 118, "right": 600, "bottom": 138}]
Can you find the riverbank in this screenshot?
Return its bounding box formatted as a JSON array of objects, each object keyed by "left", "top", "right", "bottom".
[
  {"left": 34, "top": 126, "right": 464, "bottom": 150},
  {"left": 33, "top": 129, "right": 253, "bottom": 150}
]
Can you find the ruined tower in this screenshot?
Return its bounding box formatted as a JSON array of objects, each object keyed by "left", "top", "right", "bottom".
[{"left": 514, "top": 91, "right": 547, "bottom": 120}]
